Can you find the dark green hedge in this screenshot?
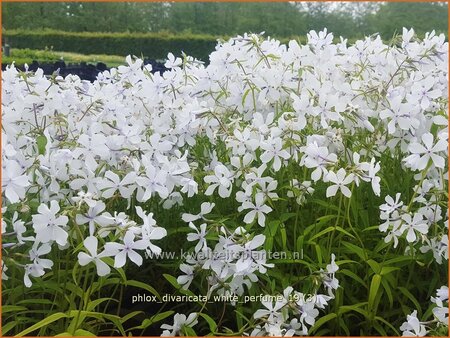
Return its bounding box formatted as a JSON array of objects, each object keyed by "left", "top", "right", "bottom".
[
  {"left": 3, "top": 29, "right": 223, "bottom": 62},
  {"left": 4, "top": 30, "right": 355, "bottom": 63}
]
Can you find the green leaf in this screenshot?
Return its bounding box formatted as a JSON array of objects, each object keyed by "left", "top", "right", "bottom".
[
  {"left": 375, "top": 316, "right": 400, "bottom": 335},
  {"left": 380, "top": 266, "right": 400, "bottom": 276},
  {"left": 340, "top": 269, "right": 366, "bottom": 288},
  {"left": 86, "top": 297, "right": 116, "bottom": 312},
  {"left": 2, "top": 321, "right": 18, "bottom": 335},
  {"left": 198, "top": 313, "right": 217, "bottom": 333},
  {"left": 162, "top": 274, "right": 197, "bottom": 298},
  {"left": 373, "top": 321, "right": 387, "bottom": 335},
  {"left": 266, "top": 220, "right": 280, "bottom": 236},
  {"left": 384, "top": 256, "right": 414, "bottom": 265},
  {"left": 304, "top": 215, "right": 336, "bottom": 237},
  {"left": 147, "top": 311, "right": 174, "bottom": 326},
  {"left": 338, "top": 317, "right": 350, "bottom": 336},
  {"left": 308, "top": 226, "right": 335, "bottom": 241},
  {"left": 280, "top": 212, "right": 297, "bottom": 222},
  {"left": 242, "top": 88, "right": 252, "bottom": 107},
  {"left": 36, "top": 134, "right": 47, "bottom": 155},
  {"left": 342, "top": 241, "right": 368, "bottom": 261},
  {"left": 366, "top": 259, "right": 381, "bottom": 274},
  {"left": 131, "top": 311, "right": 174, "bottom": 330},
  {"left": 182, "top": 325, "right": 197, "bottom": 336},
  {"left": 2, "top": 305, "right": 28, "bottom": 313},
  {"left": 121, "top": 311, "right": 143, "bottom": 324},
  {"left": 67, "top": 311, "right": 125, "bottom": 336},
  {"left": 338, "top": 303, "right": 368, "bottom": 317},
  {"left": 295, "top": 235, "right": 304, "bottom": 252},
  {"left": 234, "top": 307, "right": 246, "bottom": 330},
  {"left": 67, "top": 312, "right": 87, "bottom": 334},
  {"left": 163, "top": 273, "right": 181, "bottom": 289},
  {"left": 16, "top": 299, "right": 53, "bottom": 306},
  {"left": 311, "top": 199, "right": 342, "bottom": 212},
  {"left": 398, "top": 287, "right": 422, "bottom": 317},
  {"left": 125, "top": 280, "right": 160, "bottom": 300},
  {"left": 314, "top": 244, "right": 323, "bottom": 265},
  {"left": 309, "top": 313, "right": 337, "bottom": 334},
  {"left": 16, "top": 312, "right": 68, "bottom": 336},
  {"left": 264, "top": 236, "right": 274, "bottom": 252},
  {"left": 73, "top": 329, "right": 96, "bottom": 336},
  {"left": 280, "top": 226, "right": 287, "bottom": 251},
  {"left": 361, "top": 225, "right": 380, "bottom": 232},
  {"left": 381, "top": 278, "right": 394, "bottom": 309},
  {"left": 368, "top": 274, "right": 382, "bottom": 315}
]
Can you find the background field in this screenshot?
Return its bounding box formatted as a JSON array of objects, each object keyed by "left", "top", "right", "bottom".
[{"left": 2, "top": 2, "right": 448, "bottom": 66}]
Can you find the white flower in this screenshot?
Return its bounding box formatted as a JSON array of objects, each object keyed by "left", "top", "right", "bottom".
[
  {"left": 400, "top": 310, "right": 427, "bottom": 336},
  {"left": 104, "top": 230, "right": 148, "bottom": 268},
  {"left": 177, "top": 264, "right": 195, "bottom": 290},
  {"left": 408, "top": 76, "right": 441, "bottom": 110},
  {"left": 380, "top": 193, "right": 403, "bottom": 215},
  {"left": 404, "top": 133, "right": 447, "bottom": 170},
  {"left": 400, "top": 213, "right": 428, "bottom": 243},
  {"left": 2, "top": 160, "right": 30, "bottom": 203},
  {"left": 380, "top": 96, "right": 420, "bottom": 134},
  {"left": 1, "top": 260, "right": 8, "bottom": 280},
  {"left": 363, "top": 158, "right": 381, "bottom": 196},
  {"left": 77, "top": 236, "right": 111, "bottom": 276},
  {"left": 234, "top": 234, "right": 266, "bottom": 273},
  {"left": 322, "top": 254, "right": 339, "bottom": 296},
  {"left": 326, "top": 169, "right": 354, "bottom": 198},
  {"left": 187, "top": 222, "right": 208, "bottom": 253},
  {"left": 260, "top": 137, "right": 290, "bottom": 172},
  {"left": 24, "top": 242, "right": 54, "bottom": 287},
  {"left": 164, "top": 53, "right": 182, "bottom": 69},
  {"left": 12, "top": 212, "right": 34, "bottom": 244},
  {"left": 97, "top": 171, "right": 136, "bottom": 199},
  {"left": 136, "top": 206, "right": 167, "bottom": 256},
  {"left": 161, "top": 313, "right": 198, "bottom": 336},
  {"left": 72, "top": 191, "right": 98, "bottom": 208},
  {"left": 295, "top": 293, "right": 319, "bottom": 332},
  {"left": 75, "top": 201, "right": 111, "bottom": 236},
  {"left": 301, "top": 142, "right": 337, "bottom": 182},
  {"left": 32, "top": 201, "right": 69, "bottom": 246},
  {"left": 136, "top": 164, "right": 169, "bottom": 201},
  {"left": 182, "top": 202, "right": 215, "bottom": 222},
  {"left": 253, "top": 298, "right": 287, "bottom": 322},
  {"left": 431, "top": 292, "right": 448, "bottom": 324},
  {"left": 430, "top": 286, "right": 448, "bottom": 324},
  {"left": 241, "top": 194, "right": 272, "bottom": 227},
  {"left": 204, "top": 164, "right": 234, "bottom": 198}
]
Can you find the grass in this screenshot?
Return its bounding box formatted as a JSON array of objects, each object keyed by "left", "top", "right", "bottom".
[{"left": 2, "top": 48, "right": 126, "bottom": 68}]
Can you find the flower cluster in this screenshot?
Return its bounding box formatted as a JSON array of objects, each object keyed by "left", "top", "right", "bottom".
[
  {"left": 2, "top": 27, "right": 447, "bottom": 336},
  {"left": 249, "top": 254, "right": 339, "bottom": 336},
  {"left": 400, "top": 286, "right": 448, "bottom": 336}
]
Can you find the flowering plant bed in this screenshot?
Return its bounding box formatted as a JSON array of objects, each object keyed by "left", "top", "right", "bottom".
[{"left": 1, "top": 29, "right": 448, "bottom": 336}]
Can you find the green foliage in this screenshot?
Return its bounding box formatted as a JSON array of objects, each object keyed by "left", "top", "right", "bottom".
[
  {"left": 2, "top": 2, "right": 447, "bottom": 40},
  {"left": 3, "top": 48, "right": 125, "bottom": 67},
  {"left": 364, "top": 2, "right": 448, "bottom": 39},
  {"left": 3, "top": 29, "right": 221, "bottom": 62}
]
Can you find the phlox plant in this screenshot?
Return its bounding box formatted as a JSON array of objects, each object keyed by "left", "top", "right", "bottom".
[{"left": 1, "top": 28, "right": 448, "bottom": 336}]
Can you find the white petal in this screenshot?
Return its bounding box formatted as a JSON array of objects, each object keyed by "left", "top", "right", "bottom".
[
  {"left": 128, "top": 250, "right": 143, "bottom": 266},
  {"left": 95, "top": 259, "right": 111, "bottom": 276},
  {"left": 340, "top": 186, "right": 352, "bottom": 198},
  {"left": 114, "top": 250, "right": 127, "bottom": 268},
  {"left": 244, "top": 210, "right": 256, "bottom": 224},
  {"left": 326, "top": 185, "right": 339, "bottom": 198},
  {"left": 78, "top": 252, "right": 93, "bottom": 266}
]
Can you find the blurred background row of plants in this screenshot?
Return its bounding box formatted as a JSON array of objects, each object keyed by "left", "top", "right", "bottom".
[
  {"left": 3, "top": 2, "right": 448, "bottom": 39},
  {"left": 2, "top": 2, "right": 448, "bottom": 67}
]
